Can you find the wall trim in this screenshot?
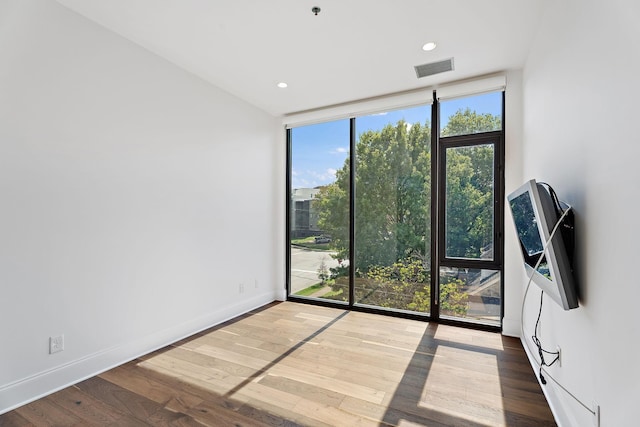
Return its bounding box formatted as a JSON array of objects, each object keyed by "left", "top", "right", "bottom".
[
  {"left": 520, "top": 333, "right": 596, "bottom": 427},
  {"left": 501, "top": 316, "right": 521, "bottom": 337},
  {"left": 521, "top": 335, "right": 564, "bottom": 426},
  {"left": 0, "top": 291, "right": 278, "bottom": 415}
]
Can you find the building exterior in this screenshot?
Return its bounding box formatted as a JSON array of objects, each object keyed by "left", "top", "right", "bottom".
[{"left": 291, "top": 187, "right": 322, "bottom": 238}]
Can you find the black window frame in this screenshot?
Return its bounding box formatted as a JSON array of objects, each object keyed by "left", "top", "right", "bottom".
[
  {"left": 437, "top": 131, "right": 505, "bottom": 272},
  {"left": 286, "top": 91, "right": 506, "bottom": 331}
]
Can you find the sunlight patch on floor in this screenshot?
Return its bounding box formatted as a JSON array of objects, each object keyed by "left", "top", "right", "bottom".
[{"left": 417, "top": 344, "right": 506, "bottom": 426}]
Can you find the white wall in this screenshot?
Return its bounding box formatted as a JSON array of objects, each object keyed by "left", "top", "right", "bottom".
[
  {"left": 502, "top": 69, "right": 525, "bottom": 337},
  {"left": 521, "top": 0, "right": 640, "bottom": 425},
  {"left": 0, "top": 0, "right": 283, "bottom": 413}
]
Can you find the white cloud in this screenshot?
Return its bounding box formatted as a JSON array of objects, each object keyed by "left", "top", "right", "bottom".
[
  {"left": 330, "top": 147, "right": 349, "bottom": 155},
  {"left": 308, "top": 168, "right": 337, "bottom": 183},
  {"left": 293, "top": 168, "right": 340, "bottom": 189},
  {"left": 293, "top": 177, "right": 311, "bottom": 189}
]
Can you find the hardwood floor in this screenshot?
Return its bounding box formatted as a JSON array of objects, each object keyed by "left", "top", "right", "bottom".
[{"left": 1, "top": 302, "right": 556, "bottom": 426}]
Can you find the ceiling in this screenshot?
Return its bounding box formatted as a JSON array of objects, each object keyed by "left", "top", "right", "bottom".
[{"left": 56, "top": 0, "right": 545, "bottom": 117}]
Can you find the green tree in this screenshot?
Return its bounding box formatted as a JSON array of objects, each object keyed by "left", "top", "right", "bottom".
[
  {"left": 439, "top": 108, "right": 499, "bottom": 258},
  {"left": 325, "top": 257, "right": 469, "bottom": 315},
  {"left": 316, "top": 120, "right": 431, "bottom": 272},
  {"left": 314, "top": 166, "right": 350, "bottom": 262},
  {"left": 440, "top": 277, "right": 470, "bottom": 317},
  {"left": 314, "top": 108, "right": 499, "bottom": 314},
  {"left": 441, "top": 107, "right": 501, "bottom": 137},
  {"left": 317, "top": 257, "right": 329, "bottom": 284},
  {"left": 444, "top": 144, "right": 494, "bottom": 258}
]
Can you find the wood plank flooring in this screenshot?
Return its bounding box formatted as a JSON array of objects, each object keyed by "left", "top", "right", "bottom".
[{"left": 1, "top": 302, "right": 556, "bottom": 426}]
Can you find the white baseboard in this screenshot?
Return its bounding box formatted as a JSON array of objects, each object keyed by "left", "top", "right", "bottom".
[
  {"left": 501, "top": 316, "right": 521, "bottom": 337},
  {"left": 520, "top": 326, "right": 596, "bottom": 427},
  {"left": 275, "top": 287, "right": 287, "bottom": 301},
  {"left": 0, "top": 291, "right": 278, "bottom": 415}
]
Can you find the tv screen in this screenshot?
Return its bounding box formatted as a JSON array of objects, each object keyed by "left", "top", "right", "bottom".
[{"left": 507, "top": 179, "right": 578, "bottom": 310}]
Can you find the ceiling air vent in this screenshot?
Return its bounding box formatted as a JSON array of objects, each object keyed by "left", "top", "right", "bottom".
[{"left": 414, "top": 58, "right": 454, "bottom": 79}]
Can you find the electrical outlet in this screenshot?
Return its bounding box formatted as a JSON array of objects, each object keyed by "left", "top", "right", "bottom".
[
  {"left": 556, "top": 346, "right": 561, "bottom": 367},
  {"left": 49, "top": 335, "right": 64, "bottom": 354},
  {"left": 239, "top": 282, "right": 244, "bottom": 294},
  {"left": 592, "top": 402, "right": 600, "bottom": 427},
  {"left": 254, "top": 279, "right": 258, "bottom": 289}
]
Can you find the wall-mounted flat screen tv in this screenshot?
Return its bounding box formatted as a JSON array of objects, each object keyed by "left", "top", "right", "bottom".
[{"left": 507, "top": 179, "right": 578, "bottom": 310}]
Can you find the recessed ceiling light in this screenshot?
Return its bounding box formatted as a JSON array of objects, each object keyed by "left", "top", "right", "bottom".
[
  {"left": 422, "top": 42, "right": 437, "bottom": 51},
  {"left": 277, "top": 82, "right": 288, "bottom": 88}
]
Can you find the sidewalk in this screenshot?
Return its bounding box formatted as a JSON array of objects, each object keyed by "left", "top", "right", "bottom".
[{"left": 307, "top": 284, "right": 331, "bottom": 298}]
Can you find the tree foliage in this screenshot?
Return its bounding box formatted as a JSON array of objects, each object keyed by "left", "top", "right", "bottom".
[
  {"left": 323, "top": 257, "right": 469, "bottom": 315},
  {"left": 315, "top": 120, "right": 431, "bottom": 272},
  {"left": 441, "top": 107, "right": 501, "bottom": 137},
  {"left": 312, "top": 108, "right": 500, "bottom": 316},
  {"left": 444, "top": 145, "right": 494, "bottom": 258}
]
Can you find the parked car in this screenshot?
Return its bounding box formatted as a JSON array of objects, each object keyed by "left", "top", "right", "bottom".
[{"left": 314, "top": 236, "right": 331, "bottom": 244}]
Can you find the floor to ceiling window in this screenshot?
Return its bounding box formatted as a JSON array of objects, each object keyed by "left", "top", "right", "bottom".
[
  {"left": 353, "top": 106, "right": 432, "bottom": 314},
  {"left": 288, "top": 120, "right": 350, "bottom": 304},
  {"left": 287, "top": 84, "right": 504, "bottom": 329}
]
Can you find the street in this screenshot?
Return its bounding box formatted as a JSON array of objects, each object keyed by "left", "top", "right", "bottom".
[{"left": 290, "top": 246, "right": 340, "bottom": 294}]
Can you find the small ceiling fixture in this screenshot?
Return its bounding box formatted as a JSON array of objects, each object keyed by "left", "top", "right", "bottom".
[
  {"left": 422, "top": 42, "right": 437, "bottom": 51},
  {"left": 277, "top": 82, "right": 288, "bottom": 88},
  {"left": 311, "top": 6, "right": 321, "bottom": 16}
]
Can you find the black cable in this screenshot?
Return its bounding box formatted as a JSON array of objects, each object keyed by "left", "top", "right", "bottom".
[
  {"left": 519, "top": 199, "right": 596, "bottom": 416},
  {"left": 528, "top": 180, "right": 564, "bottom": 385},
  {"left": 531, "top": 290, "right": 560, "bottom": 384},
  {"left": 518, "top": 186, "right": 567, "bottom": 386}
]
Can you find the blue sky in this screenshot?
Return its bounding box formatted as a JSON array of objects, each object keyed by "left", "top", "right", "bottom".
[{"left": 291, "top": 91, "right": 502, "bottom": 189}]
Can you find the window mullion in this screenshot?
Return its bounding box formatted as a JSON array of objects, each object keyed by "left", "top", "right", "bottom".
[{"left": 349, "top": 117, "right": 356, "bottom": 306}]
